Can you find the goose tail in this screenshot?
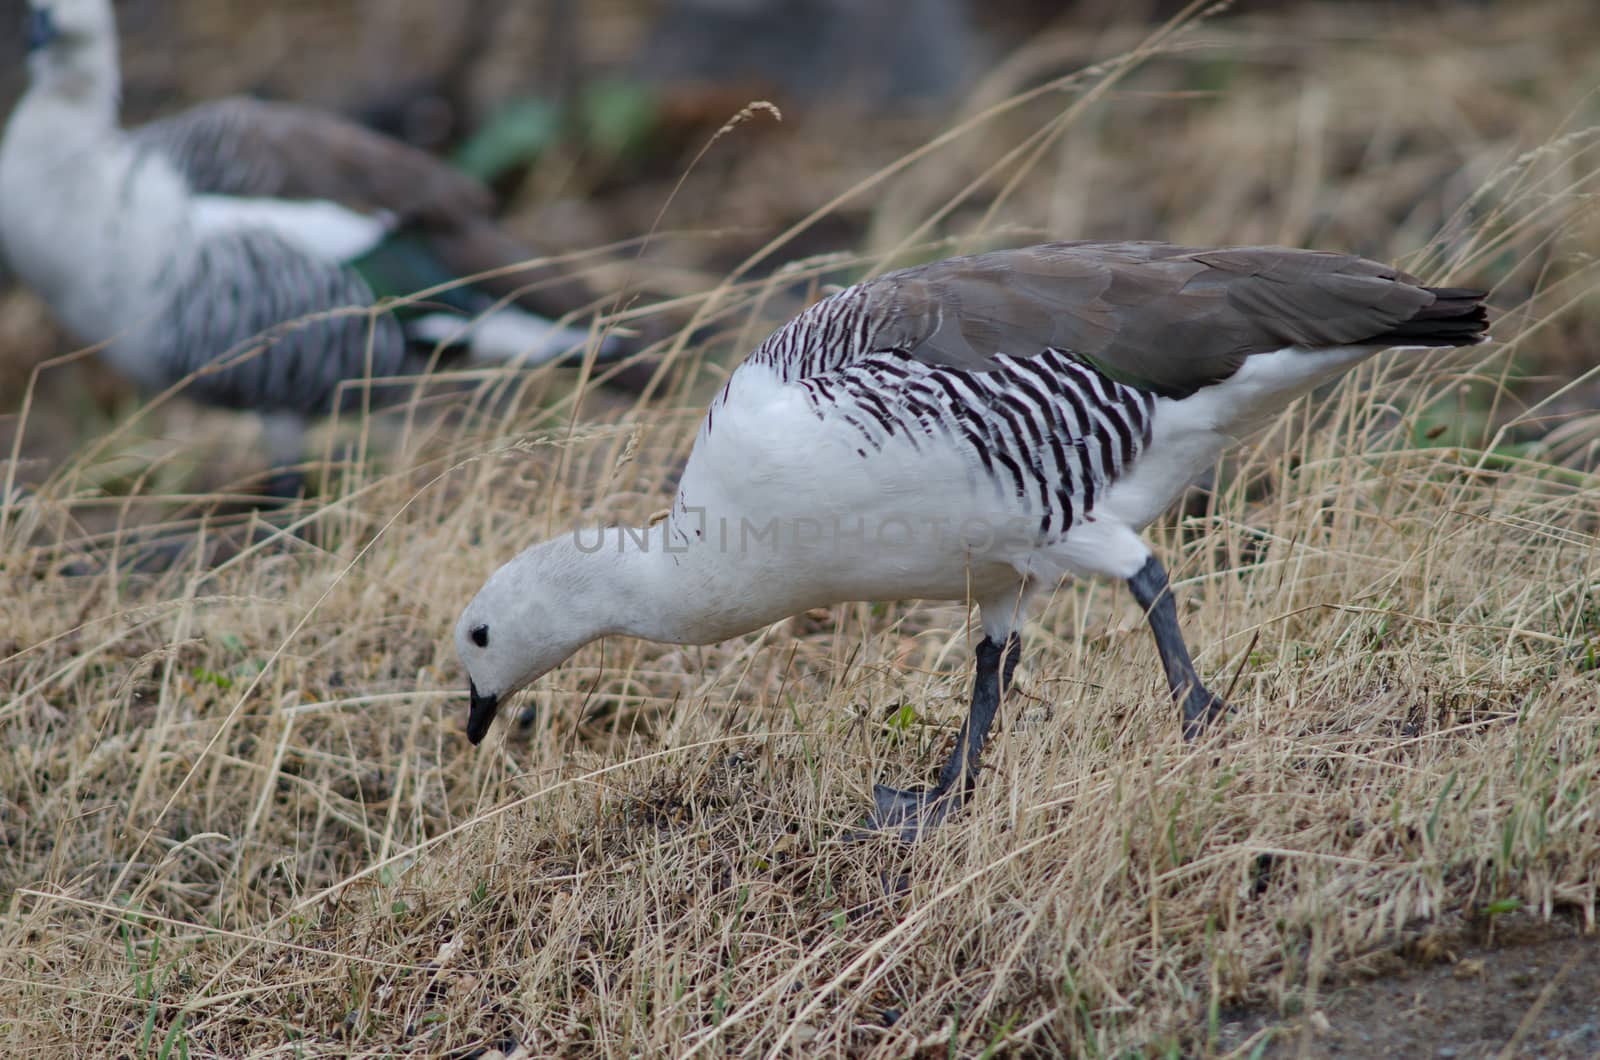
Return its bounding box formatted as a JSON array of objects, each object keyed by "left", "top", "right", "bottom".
[{"left": 1371, "top": 286, "right": 1489, "bottom": 347}]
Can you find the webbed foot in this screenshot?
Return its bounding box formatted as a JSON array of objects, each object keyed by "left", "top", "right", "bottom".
[
  {"left": 865, "top": 782, "right": 963, "bottom": 843},
  {"left": 1180, "top": 687, "right": 1228, "bottom": 741}
]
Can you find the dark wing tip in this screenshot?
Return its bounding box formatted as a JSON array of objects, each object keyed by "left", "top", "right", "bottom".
[{"left": 1369, "top": 285, "right": 1490, "bottom": 348}]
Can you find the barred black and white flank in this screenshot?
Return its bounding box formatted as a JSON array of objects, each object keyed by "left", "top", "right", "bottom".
[
  {"left": 454, "top": 241, "right": 1487, "bottom": 839},
  {"left": 0, "top": 0, "right": 619, "bottom": 484}
]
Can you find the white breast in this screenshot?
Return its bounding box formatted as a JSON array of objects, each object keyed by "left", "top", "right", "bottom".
[
  {"left": 0, "top": 101, "right": 192, "bottom": 359},
  {"left": 663, "top": 366, "right": 1034, "bottom": 636}
]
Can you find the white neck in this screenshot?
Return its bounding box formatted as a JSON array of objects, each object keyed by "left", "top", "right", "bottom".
[
  {"left": 545, "top": 525, "right": 672, "bottom": 642},
  {"left": 503, "top": 522, "right": 806, "bottom": 652},
  {"left": 26, "top": 35, "right": 121, "bottom": 129}
]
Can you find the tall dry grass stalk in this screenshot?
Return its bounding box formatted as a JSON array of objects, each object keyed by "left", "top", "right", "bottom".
[{"left": 2, "top": 3, "right": 1598, "bottom": 1056}]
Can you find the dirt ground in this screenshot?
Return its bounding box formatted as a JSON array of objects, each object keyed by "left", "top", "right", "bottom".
[{"left": 1219, "top": 920, "right": 1600, "bottom": 1058}]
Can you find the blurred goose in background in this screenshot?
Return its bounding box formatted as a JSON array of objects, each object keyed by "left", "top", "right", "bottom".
[
  {"left": 455, "top": 240, "right": 1487, "bottom": 840},
  {"left": 0, "top": 0, "right": 626, "bottom": 496}
]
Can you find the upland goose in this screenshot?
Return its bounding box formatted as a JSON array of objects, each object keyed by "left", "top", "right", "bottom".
[
  {"left": 0, "top": 0, "right": 623, "bottom": 490},
  {"left": 455, "top": 241, "right": 1487, "bottom": 839}
]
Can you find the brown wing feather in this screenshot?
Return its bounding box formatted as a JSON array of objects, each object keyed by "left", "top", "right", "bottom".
[
  {"left": 136, "top": 98, "right": 620, "bottom": 322},
  {"left": 135, "top": 97, "right": 493, "bottom": 225},
  {"left": 855, "top": 241, "right": 1474, "bottom": 398}
]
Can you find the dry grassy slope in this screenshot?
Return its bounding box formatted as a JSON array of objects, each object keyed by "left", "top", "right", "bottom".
[{"left": 2, "top": 2, "right": 1599, "bottom": 1057}]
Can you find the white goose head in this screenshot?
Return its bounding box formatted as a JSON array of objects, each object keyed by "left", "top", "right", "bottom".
[
  {"left": 453, "top": 536, "right": 619, "bottom": 744},
  {"left": 23, "top": 0, "right": 120, "bottom": 100}
]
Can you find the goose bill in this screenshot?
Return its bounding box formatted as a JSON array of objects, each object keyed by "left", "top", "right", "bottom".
[{"left": 466, "top": 681, "right": 500, "bottom": 744}]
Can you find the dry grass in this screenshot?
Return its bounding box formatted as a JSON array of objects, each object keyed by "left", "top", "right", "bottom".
[{"left": 3, "top": 3, "right": 1599, "bottom": 1057}]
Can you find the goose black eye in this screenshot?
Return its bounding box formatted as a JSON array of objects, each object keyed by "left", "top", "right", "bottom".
[{"left": 470, "top": 624, "right": 489, "bottom": 648}]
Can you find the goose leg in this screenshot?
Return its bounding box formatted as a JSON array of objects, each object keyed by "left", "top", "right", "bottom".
[
  {"left": 260, "top": 412, "right": 308, "bottom": 501},
  {"left": 1126, "top": 555, "right": 1226, "bottom": 739},
  {"left": 869, "top": 632, "right": 1022, "bottom": 841}
]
